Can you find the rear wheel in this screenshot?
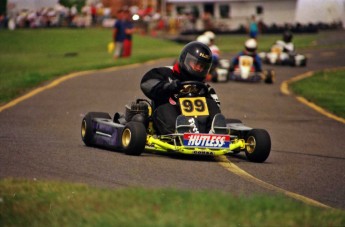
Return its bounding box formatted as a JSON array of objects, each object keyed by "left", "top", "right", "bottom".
[
  {"left": 244, "top": 129, "right": 271, "bottom": 163},
  {"left": 301, "top": 58, "right": 307, "bottom": 67},
  {"left": 81, "top": 112, "right": 111, "bottom": 146},
  {"left": 264, "top": 70, "right": 275, "bottom": 84},
  {"left": 211, "top": 71, "right": 218, "bottom": 82},
  {"left": 122, "top": 122, "right": 146, "bottom": 156}
]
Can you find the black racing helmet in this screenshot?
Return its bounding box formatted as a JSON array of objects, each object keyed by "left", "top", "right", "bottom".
[
  {"left": 283, "top": 30, "right": 293, "bottom": 43},
  {"left": 178, "top": 41, "right": 213, "bottom": 81}
]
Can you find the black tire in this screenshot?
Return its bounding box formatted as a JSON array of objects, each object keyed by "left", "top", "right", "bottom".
[
  {"left": 244, "top": 129, "right": 271, "bottom": 163},
  {"left": 81, "top": 112, "right": 111, "bottom": 146},
  {"left": 264, "top": 70, "right": 275, "bottom": 84},
  {"left": 289, "top": 57, "right": 296, "bottom": 67},
  {"left": 301, "top": 58, "right": 307, "bottom": 67},
  {"left": 211, "top": 72, "right": 218, "bottom": 82},
  {"left": 122, "top": 121, "right": 146, "bottom": 156}
]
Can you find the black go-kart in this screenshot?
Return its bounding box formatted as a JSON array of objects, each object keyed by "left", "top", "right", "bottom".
[{"left": 81, "top": 81, "right": 271, "bottom": 162}]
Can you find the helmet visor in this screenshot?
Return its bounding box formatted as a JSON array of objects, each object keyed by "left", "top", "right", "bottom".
[{"left": 184, "top": 53, "right": 211, "bottom": 77}]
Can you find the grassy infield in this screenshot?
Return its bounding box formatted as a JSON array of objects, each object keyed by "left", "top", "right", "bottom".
[
  {"left": 0, "top": 28, "right": 344, "bottom": 226},
  {"left": 290, "top": 69, "right": 345, "bottom": 119}
]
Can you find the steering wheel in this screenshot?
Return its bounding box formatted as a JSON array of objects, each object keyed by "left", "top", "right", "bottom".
[{"left": 176, "top": 81, "right": 209, "bottom": 98}]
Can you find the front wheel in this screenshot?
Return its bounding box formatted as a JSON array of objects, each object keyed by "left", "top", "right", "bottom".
[
  {"left": 244, "top": 129, "right": 271, "bottom": 163},
  {"left": 122, "top": 122, "right": 147, "bottom": 156}
]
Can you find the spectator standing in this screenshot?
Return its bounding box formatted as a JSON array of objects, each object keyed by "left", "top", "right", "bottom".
[
  {"left": 112, "top": 9, "right": 126, "bottom": 59},
  {"left": 91, "top": 4, "right": 97, "bottom": 25},
  {"left": 247, "top": 15, "right": 259, "bottom": 39},
  {"left": 8, "top": 16, "right": 16, "bottom": 30},
  {"left": 68, "top": 5, "right": 78, "bottom": 27},
  {"left": 202, "top": 12, "right": 213, "bottom": 31},
  {"left": 0, "top": 14, "right": 6, "bottom": 29},
  {"left": 122, "top": 9, "right": 135, "bottom": 58}
]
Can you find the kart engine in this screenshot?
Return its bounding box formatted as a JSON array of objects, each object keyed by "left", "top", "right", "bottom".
[{"left": 125, "top": 100, "right": 149, "bottom": 126}]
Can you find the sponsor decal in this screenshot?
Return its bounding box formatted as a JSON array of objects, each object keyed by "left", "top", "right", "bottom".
[
  {"left": 193, "top": 151, "right": 215, "bottom": 155},
  {"left": 183, "top": 133, "right": 230, "bottom": 149},
  {"left": 200, "top": 52, "right": 210, "bottom": 59},
  {"left": 188, "top": 118, "right": 199, "bottom": 133}
]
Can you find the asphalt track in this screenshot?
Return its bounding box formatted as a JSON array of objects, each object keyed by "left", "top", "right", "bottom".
[{"left": 1, "top": 33, "right": 344, "bottom": 210}]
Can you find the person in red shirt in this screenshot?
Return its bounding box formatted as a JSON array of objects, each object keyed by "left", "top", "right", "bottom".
[
  {"left": 112, "top": 9, "right": 125, "bottom": 59},
  {"left": 122, "top": 9, "right": 135, "bottom": 57}
]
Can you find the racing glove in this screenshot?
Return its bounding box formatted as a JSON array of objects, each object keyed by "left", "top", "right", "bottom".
[{"left": 163, "top": 80, "right": 182, "bottom": 93}]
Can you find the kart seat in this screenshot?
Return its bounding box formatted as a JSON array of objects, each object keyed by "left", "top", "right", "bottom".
[
  {"left": 175, "top": 115, "right": 194, "bottom": 134},
  {"left": 210, "top": 113, "right": 229, "bottom": 134}
]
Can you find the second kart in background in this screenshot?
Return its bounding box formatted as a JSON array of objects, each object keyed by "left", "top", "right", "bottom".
[
  {"left": 259, "top": 30, "right": 307, "bottom": 67},
  {"left": 212, "top": 38, "right": 275, "bottom": 84}
]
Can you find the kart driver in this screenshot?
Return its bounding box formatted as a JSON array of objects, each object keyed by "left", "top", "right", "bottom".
[
  {"left": 275, "top": 30, "right": 294, "bottom": 53},
  {"left": 229, "top": 38, "right": 262, "bottom": 73},
  {"left": 140, "top": 41, "right": 222, "bottom": 135},
  {"left": 203, "top": 31, "right": 220, "bottom": 61}
]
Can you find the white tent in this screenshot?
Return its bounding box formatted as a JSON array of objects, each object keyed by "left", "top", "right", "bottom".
[{"left": 296, "top": 0, "right": 345, "bottom": 27}]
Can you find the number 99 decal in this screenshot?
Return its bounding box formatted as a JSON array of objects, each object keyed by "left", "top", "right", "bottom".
[{"left": 179, "top": 97, "right": 209, "bottom": 116}]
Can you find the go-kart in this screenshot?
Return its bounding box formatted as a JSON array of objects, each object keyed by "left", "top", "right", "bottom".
[
  {"left": 81, "top": 81, "right": 271, "bottom": 163},
  {"left": 259, "top": 43, "right": 307, "bottom": 67},
  {"left": 228, "top": 55, "right": 275, "bottom": 84},
  {"left": 209, "top": 59, "right": 231, "bottom": 83}
]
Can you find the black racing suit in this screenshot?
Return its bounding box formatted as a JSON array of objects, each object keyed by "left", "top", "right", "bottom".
[{"left": 140, "top": 63, "right": 221, "bottom": 135}]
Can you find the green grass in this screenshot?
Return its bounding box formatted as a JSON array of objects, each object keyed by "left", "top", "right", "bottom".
[
  {"left": 290, "top": 69, "right": 345, "bottom": 119},
  {"left": 1, "top": 29, "right": 345, "bottom": 225},
  {"left": 0, "top": 28, "right": 183, "bottom": 104},
  {"left": 1, "top": 178, "right": 344, "bottom": 227}
]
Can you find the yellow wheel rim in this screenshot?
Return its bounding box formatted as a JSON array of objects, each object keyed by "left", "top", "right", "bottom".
[
  {"left": 81, "top": 120, "right": 87, "bottom": 138},
  {"left": 122, "top": 128, "right": 132, "bottom": 148},
  {"left": 246, "top": 136, "right": 256, "bottom": 154}
]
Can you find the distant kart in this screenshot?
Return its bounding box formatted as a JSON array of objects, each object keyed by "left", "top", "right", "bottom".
[
  {"left": 259, "top": 44, "right": 307, "bottom": 67},
  {"left": 228, "top": 55, "right": 275, "bottom": 84},
  {"left": 210, "top": 59, "right": 231, "bottom": 83},
  {"left": 81, "top": 81, "right": 271, "bottom": 163}
]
